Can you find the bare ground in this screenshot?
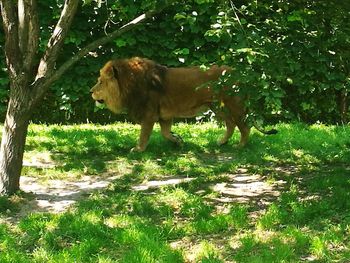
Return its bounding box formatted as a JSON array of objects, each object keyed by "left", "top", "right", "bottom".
[
  {"left": 0, "top": 150, "right": 298, "bottom": 227},
  {"left": 0, "top": 155, "right": 300, "bottom": 262},
  {"left": 2, "top": 165, "right": 290, "bottom": 226}
]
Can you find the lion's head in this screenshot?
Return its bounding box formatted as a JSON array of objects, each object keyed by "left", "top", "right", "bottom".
[
  {"left": 90, "top": 61, "right": 123, "bottom": 113},
  {"left": 91, "top": 57, "right": 167, "bottom": 120}
]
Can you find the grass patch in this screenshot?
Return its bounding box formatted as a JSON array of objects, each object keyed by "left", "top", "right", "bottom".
[{"left": 0, "top": 122, "right": 350, "bottom": 262}]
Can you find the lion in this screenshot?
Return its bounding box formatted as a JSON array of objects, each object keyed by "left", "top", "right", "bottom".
[{"left": 90, "top": 57, "right": 276, "bottom": 152}]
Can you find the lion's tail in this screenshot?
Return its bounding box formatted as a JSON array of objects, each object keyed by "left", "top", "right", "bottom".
[{"left": 253, "top": 123, "right": 278, "bottom": 135}]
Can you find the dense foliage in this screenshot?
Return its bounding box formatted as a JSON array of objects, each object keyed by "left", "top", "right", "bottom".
[{"left": 0, "top": 0, "right": 349, "bottom": 124}]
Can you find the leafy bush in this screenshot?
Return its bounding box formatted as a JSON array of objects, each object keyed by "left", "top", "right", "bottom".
[{"left": 0, "top": 0, "right": 349, "bottom": 123}]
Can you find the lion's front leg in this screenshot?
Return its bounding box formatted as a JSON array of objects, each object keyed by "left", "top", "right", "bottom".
[
  {"left": 131, "top": 120, "right": 155, "bottom": 152},
  {"left": 160, "top": 119, "right": 184, "bottom": 146}
]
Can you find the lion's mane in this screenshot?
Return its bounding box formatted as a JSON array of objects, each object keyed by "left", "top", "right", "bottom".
[{"left": 111, "top": 57, "right": 167, "bottom": 122}]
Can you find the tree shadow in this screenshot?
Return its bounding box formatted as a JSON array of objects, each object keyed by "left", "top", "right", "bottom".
[
  {"left": 5, "top": 123, "right": 350, "bottom": 261},
  {"left": 25, "top": 127, "right": 136, "bottom": 176}
]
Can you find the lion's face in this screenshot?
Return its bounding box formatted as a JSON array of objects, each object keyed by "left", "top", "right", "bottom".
[{"left": 90, "top": 61, "right": 123, "bottom": 113}]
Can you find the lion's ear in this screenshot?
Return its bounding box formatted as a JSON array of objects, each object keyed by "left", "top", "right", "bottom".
[{"left": 101, "top": 61, "right": 118, "bottom": 79}]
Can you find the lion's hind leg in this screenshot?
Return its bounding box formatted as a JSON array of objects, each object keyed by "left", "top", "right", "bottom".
[
  {"left": 159, "top": 119, "right": 184, "bottom": 146},
  {"left": 217, "top": 117, "right": 236, "bottom": 146},
  {"left": 236, "top": 118, "right": 250, "bottom": 147},
  {"left": 221, "top": 96, "right": 250, "bottom": 147},
  {"left": 211, "top": 106, "right": 236, "bottom": 146}
]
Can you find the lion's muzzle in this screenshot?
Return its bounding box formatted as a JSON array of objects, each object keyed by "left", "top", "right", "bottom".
[{"left": 90, "top": 88, "right": 104, "bottom": 104}]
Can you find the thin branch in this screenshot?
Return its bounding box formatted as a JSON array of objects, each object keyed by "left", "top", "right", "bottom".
[
  {"left": 30, "top": 0, "right": 175, "bottom": 108},
  {"left": 49, "top": 0, "right": 176, "bottom": 86},
  {"left": 48, "top": 14, "right": 147, "bottom": 84},
  {"left": 230, "top": 0, "right": 247, "bottom": 40}
]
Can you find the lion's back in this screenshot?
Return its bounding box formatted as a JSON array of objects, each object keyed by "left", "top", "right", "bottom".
[{"left": 158, "top": 65, "right": 228, "bottom": 119}]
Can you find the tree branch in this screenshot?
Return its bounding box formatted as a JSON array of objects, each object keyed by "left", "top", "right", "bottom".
[
  {"left": 36, "top": 0, "right": 79, "bottom": 80},
  {"left": 49, "top": 0, "right": 176, "bottom": 86},
  {"left": 30, "top": 0, "right": 175, "bottom": 108},
  {"left": 0, "top": 0, "right": 20, "bottom": 77},
  {"left": 18, "top": 0, "right": 39, "bottom": 75},
  {"left": 18, "top": 0, "right": 29, "bottom": 54}
]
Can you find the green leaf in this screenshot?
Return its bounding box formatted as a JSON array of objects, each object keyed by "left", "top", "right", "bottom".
[
  {"left": 182, "top": 48, "right": 190, "bottom": 55},
  {"left": 174, "top": 13, "right": 187, "bottom": 20},
  {"left": 287, "top": 11, "right": 303, "bottom": 22},
  {"left": 115, "top": 39, "right": 127, "bottom": 47},
  {"left": 247, "top": 54, "right": 255, "bottom": 64},
  {"left": 286, "top": 78, "right": 293, "bottom": 84}
]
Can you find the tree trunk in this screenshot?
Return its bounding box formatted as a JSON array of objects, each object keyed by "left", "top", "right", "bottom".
[
  {"left": 0, "top": 83, "right": 31, "bottom": 195},
  {"left": 338, "top": 90, "right": 348, "bottom": 124}
]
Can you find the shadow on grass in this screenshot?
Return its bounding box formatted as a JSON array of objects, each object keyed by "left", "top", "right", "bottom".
[
  {"left": 24, "top": 123, "right": 350, "bottom": 178},
  {"left": 3, "top": 163, "right": 349, "bottom": 262},
  {"left": 10, "top": 123, "right": 350, "bottom": 262},
  {"left": 25, "top": 126, "right": 136, "bottom": 176}
]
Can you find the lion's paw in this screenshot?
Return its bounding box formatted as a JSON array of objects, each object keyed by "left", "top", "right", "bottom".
[
  {"left": 130, "top": 146, "right": 145, "bottom": 153},
  {"left": 217, "top": 138, "right": 228, "bottom": 146},
  {"left": 171, "top": 132, "right": 184, "bottom": 146}
]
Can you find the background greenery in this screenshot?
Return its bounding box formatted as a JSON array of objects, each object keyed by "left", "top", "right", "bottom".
[{"left": 0, "top": 0, "right": 349, "bottom": 124}]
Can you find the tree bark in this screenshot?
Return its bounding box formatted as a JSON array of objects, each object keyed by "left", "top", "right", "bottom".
[
  {"left": 338, "top": 90, "right": 348, "bottom": 124},
  {"left": 0, "top": 81, "right": 32, "bottom": 194},
  {"left": 0, "top": 0, "right": 79, "bottom": 195}
]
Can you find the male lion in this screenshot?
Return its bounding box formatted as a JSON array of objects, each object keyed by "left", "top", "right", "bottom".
[{"left": 91, "top": 57, "right": 276, "bottom": 152}]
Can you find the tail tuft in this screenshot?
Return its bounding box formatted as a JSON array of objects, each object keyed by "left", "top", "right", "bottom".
[
  {"left": 265, "top": 129, "right": 278, "bottom": 135},
  {"left": 253, "top": 123, "right": 278, "bottom": 135}
]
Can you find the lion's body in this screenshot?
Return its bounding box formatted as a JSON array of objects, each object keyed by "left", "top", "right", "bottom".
[
  {"left": 91, "top": 57, "right": 250, "bottom": 152},
  {"left": 159, "top": 67, "right": 222, "bottom": 118}
]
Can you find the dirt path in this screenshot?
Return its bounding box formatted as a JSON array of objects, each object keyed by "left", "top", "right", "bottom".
[
  {"left": 1, "top": 175, "right": 118, "bottom": 223},
  {"left": 2, "top": 166, "right": 288, "bottom": 224},
  {"left": 0, "top": 151, "right": 293, "bottom": 224}
]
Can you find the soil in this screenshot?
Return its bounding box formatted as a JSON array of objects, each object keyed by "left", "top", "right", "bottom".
[{"left": 2, "top": 158, "right": 290, "bottom": 224}]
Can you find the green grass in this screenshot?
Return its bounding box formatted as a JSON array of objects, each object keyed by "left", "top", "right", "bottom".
[{"left": 1, "top": 122, "right": 350, "bottom": 262}]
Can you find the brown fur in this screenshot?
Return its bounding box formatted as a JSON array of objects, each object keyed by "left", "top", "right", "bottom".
[{"left": 91, "top": 57, "right": 250, "bottom": 152}]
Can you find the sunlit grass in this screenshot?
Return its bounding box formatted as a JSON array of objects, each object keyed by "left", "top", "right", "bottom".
[{"left": 0, "top": 122, "right": 349, "bottom": 262}]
